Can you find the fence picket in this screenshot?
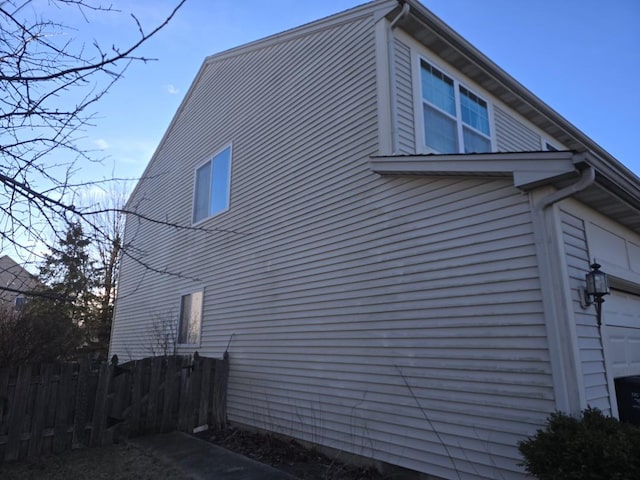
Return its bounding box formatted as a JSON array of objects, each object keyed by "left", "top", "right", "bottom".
[
  {"left": 6, "top": 364, "right": 32, "bottom": 461},
  {"left": 28, "top": 364, "right": 52, "bottom": 458},
  {"left": 0, "top": 368, "right": 9, "bottom": 425},
  {"left": 198, "top": 359, "right": 212, "bottom": 429},
  {"left": 72, "top": 357, "right": 90, "bottom": 448},
  {"left": 53, "top": 364, "right": 74, "bottom": 453},
  {"left": 90, "top": 363, "right": 110, "bottom": 446},
  {"left": 160, "top": 356, "right": 176, "bottom": 432},
  {"left": 146, "top": 357, "right": 162, "bottom": 433}
]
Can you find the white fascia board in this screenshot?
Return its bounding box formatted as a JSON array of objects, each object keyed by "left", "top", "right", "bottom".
[{"left": 203, "top": 1, "right": 398, "bottom": 64}]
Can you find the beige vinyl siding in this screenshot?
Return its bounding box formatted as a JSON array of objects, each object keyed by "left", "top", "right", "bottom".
[
  {"left": 111, "top": 15, "right": 380, "bottom": 356},
  {"left": 494, "top": 105, "right": 542, "bottom": 152},
  {"left": 111, "top": 13, "right": 554, "bottom": 480},
  {"left": 222, "top": 177, "right": 552, "bottom": 480},
  {"left": 394, "top": 36, "right": 415, "bottom": 154},
  {"left": 560, "top": 209, "right": 610, "bottom": 412}
]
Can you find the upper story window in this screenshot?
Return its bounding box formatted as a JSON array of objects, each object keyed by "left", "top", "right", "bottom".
[
  {"left": 420, "top": 60, "right": 491, "bottom": 154},
  {"left": 193, "top": 145, "right": 232, "bottom": 223}
]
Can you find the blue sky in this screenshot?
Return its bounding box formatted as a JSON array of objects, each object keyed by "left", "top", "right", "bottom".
[{"left": 73, "top": 0, "right": 640, "bottom": 181}]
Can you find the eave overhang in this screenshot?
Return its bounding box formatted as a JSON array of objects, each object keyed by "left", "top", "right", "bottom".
[{"left": 370, "top": 151, "right": 640, "bottom": 235}]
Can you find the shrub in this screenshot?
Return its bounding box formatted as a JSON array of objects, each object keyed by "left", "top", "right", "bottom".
[{"left": 518, "top": 407, "right": 640, "bottom": 480}]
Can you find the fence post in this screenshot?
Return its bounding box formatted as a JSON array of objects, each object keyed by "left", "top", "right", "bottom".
[
  {"left": 198, "top": 358, "right": 212, "bottom": 430},
  {"left": 212, "top": 352, "right": 229, "bottom": 431}
]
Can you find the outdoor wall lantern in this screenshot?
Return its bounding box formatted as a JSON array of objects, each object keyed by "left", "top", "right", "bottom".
[{"left": 580, "top": 261, "right": 610, "bottom": 326}]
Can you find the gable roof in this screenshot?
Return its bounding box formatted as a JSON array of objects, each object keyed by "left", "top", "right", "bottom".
[{"left": 0, "top": 255, "right": 38, "bottom": 303}]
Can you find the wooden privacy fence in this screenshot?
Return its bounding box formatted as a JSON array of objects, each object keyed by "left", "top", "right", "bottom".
[{"left": 0, "top": 352, "right": 228, "bottom": 462}]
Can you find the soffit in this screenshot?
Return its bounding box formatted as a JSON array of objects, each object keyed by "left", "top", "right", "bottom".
[{"left": 567, "top": 181, "right": 640, "bottom": 235}]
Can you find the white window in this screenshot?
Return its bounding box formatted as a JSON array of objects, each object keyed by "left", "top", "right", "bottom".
[
  {"left": 193, "top": 145, "right": 232, "bottom": 223},
  {"left": 178, "top": 290, "right": 203, "bottom": 345},
  {"left": 420, "top": 60, "right": 492, "bottom": 154}
]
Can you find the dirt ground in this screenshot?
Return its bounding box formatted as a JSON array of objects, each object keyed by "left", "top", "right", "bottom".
[{"left": 0, "top": 443, "right": 190, "bottom": 480}]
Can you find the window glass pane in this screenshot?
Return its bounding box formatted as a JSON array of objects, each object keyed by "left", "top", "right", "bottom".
[
  {"left": 421, "top": 62, "right": 455, "bottom": 116},
  {"left": 193, "top": 162, "right": 211, "bottom": 223},
  {"left": 178, "top": 291, "right": 203, "bottom": 345},
  {"left": 459, "top": 86, "right": 490, "bottom": 135},
  {"left": 423, "top": 104, "right": 458, "bottom": 153},
  {"left": 210, "top": 147, "right": 231, "bottom": 215},
  {"left": 187, "top": 291, "right": 202, "bottom": 344},
  {"left": 463, "top": 127, "right": 491, "bottom": 153}
]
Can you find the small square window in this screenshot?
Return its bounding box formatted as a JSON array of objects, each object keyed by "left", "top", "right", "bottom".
[
  {"left": 193, "top": 146, "right": 232, "bottom": 223},
  {"left": 178, "top": 290, "right": 203, "bottom": 345}
]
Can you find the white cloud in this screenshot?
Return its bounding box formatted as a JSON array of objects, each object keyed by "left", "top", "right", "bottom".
[
  {"left": 166, "top": 84, "right": 180, "bottom": 95},
  {"left": 95, "top": 138, "right": 110, "bottom": 150}
]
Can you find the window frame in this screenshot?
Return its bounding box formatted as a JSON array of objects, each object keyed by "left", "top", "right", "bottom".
[
  {"left": 192, "top": 144, "right": 233, "bottom": 225},
  {"left": 177, "top": 288, "right": 204, "bottom": 347},
  {"left": 415, "top": 55, "right": 495, "bottom": 155}
]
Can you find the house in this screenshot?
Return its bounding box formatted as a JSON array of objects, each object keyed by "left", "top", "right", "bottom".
[
  {"left": 109, "top": 1, "right": 640, "bottom": 478},
  {"left": 0, "top": 255, "right": 38, "bottom": 309}
]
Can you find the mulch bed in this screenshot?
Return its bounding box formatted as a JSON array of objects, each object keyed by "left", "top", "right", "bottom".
[{"left": 198, "top": 426, "right": 391, "bottom": 480}]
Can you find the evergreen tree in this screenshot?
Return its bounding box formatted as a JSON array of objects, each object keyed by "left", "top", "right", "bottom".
[{"left": 38, "top": 222, "right": 97, "bottom": 328}]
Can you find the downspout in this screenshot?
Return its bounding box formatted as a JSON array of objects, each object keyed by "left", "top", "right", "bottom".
[
  {"left": 536, "top": 163, "right": 595, "bottom": 211},
  {"left": 532, "top": 164, "right": 595, "bottom": 414},
  {"left": 387, "top": 2, "right": 410, "bottom": 154}
]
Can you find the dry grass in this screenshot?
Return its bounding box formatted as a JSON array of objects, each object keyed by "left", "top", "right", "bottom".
[{"left": 0, "top": 442, "right": 190, "bottom": 480}]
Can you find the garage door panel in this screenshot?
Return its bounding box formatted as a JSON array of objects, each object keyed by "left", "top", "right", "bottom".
[
  {"left": 604, "top": 290, "right": 640, "bottom": 378},
  {"left": 605, "top": 290, "right": 640, "bottom": 328}
]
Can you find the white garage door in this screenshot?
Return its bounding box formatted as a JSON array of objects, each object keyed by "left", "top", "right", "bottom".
[{"left": 604, "top": 289, "right": 640, "bottom": 378}]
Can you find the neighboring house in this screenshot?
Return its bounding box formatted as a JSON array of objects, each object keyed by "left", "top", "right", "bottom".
[
  {"left": 0, "top": 255, "right": 38, "bottom": 309},
  {"left": 109, "top": 1, "right": 640, "bottom": 478}
]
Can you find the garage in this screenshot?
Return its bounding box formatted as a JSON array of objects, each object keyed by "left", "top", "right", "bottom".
[{"left": 604, "top": 288, "right": 640, "bottom": 379}]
